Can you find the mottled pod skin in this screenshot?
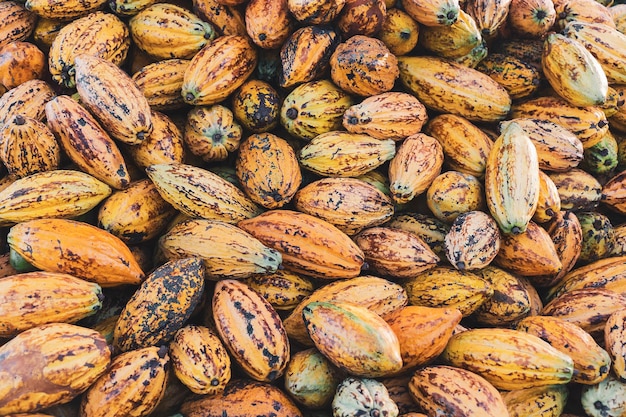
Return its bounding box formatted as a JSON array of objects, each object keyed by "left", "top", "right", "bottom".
[
  {"left": 287, "top": 0, "right": 346, "bottom": 24},
  {"left": 279, "top": 25, "right": 340, "bottom": 88},
  {"left": 0, "top": 323, "right": 111, "bottom": 415},
  {"left": 0, "top": 169, "right": 111, "bottom": 227},
  {"left": 238, "top": 209, "right": 365, "bottom": 279},
  {"left": 245, "top": 0, "right": 294, "bottom": 49},
  {"left": 332, "top": 376, "right": 399, "bottom": 417},
  {"left": 243, "top": 270, "right": 314, "bottom": 311},
  {"left": 212, "top": 279, "right": 290, "bottom": 382},
  {"left": 25, "top": 0, "right": 107, "bottom": 20},
  {"left": 336, "top": 0, "right": 387, "bottom": 37},
  {"left": 0, "top": 41, "right": 46, "bottom": 90},
  {"left": 80, "top": 346, "right": 169, "bottom": 417},
  {"left": 605, "top": 308, "right": 626, "bottom": 380},
  {"left": 444, "top": 210, "right": 501, "bottom": 271},
  {"left": 0, "top": 1, "right": 37, "bottom": 48},
  {"left": 302, "top": 300, "right": 403, "bottom": 378},
  {"left": 441, "top": 328, "right": 575, "bottom": 390},
  {"left": 125, "top": 110, "right": 185, "bottom": 170},
  {"left": 408, "top": 365, "right": 509, "bottom": 417},
  {"left": 0, "top": 79, "right": 56, "bottom": 130},
  {"left": 283, "top": 275, "right": 407, "bottom": 346},
  {"left": 502, "top": 385, "right": 569, "bottom": 417},
  {"left": 169, "top": 325, "right": 231, "bottom": 395},
  {"left": 330, "top": 35, "right": 398, "bottom": 97},
  {"left": 517, "top": 315, "right": 611, "bottom": 385},
  {"left": 131, "top": 58, "right": 190, "bottom": 111},
  {"left": 113, "top": 258, "right": 205, "bottom": 352},
  {"left": 181, "top": 379, "right": 304, "bottom": 417},
  {"left": 7, "top": 218, "right": 144, "bottom": 287}
]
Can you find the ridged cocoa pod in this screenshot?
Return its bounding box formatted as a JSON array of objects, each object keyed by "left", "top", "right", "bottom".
[
  {"left": 294, "top": 177, "right": 394, "bottom": 235},
  {"left": 303, "top": 300, "right": 403, "bottom": 378},
  {"left": 279, "top": 25, "right": 340, "bottom": 88},
  {"left": 287, "top": 0, "right": 346, "bottom": 24},
  {"left": 0, "top": 323, "right": 111, "bottom": 415},
  {"left": 245, "top": 0, "right": 294, "bottom": 49},
  {"left": 45, "top": 95, "right": 131, "bottom": 190},
  {"left": 236, "top": 133, "right": 302, "bottom": 209},
  {"left": 426, "top": 170, "right": 486, "bottom": 224},
  {"left": 212, "top": 279, "right": 290, "bottom": 382},
  {"left": 494, "top": 220, "right": 563, "bottom": 278},
  {"left": 0, "top": 40, "right": 47, "bottom": 90},
  {"left": 180, "top": 379, "right": 303, "bottom": 417},
  {"left": 80, "top": 346, "right": 169, "bottom": 417},
  {"left": 0, "top": 79, "right": 56, "bottom": 129},
  {"left": 444, "top": 210, "right": 501, "bottom": 271},
  {"left": 408, "top": 365, "right": 509, "bottom": 417},
  {"left": 0, "top": 114, "right": 61, "bottom": 178},
  {"left": 131, "top": 58, "right": 190, "bottom": 111},
  {"left": 605, "top": 308, "right": 626, "bottom": 380},
  {"left": 125, "top": 110, "right": 185, "bottom": 170},
  {"left": 169, "top": 325, "right": 231, "bottom": 395},
  {"left": 355, "top": 226, "right": 440, "bottom": 279},
  {"left": 114, "top": 258, "right": 205, "bottom": 352},
  {"left": 337, "top": 0, "right": 387, "bottom": 37},
  {"left": 243, "top": 270, "right": 314, "bottom": 311},
  {"left": 97, "top": 178, "right": 177, "bottom": 244},
  {"left": 283, "top": 275, "right": 407, "bottom": 346}
]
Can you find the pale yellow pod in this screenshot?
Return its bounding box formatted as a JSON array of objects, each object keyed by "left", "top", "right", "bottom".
[
  {"left": 418, "top": 9, "right": 482, "bottom": 58},
  {"left": 503, "top": 385, "right": 569, "bottom": 417},
  {"left": 464, "top": 0, "right": 513, "bottom": 38},
  {"left": 542, "top": 32, "right": 608, "bottom": 107},
  {"left": 25, "top": 0, "right": 107, "bottom": 20},
  {"left": 485, "top": 120, "right": 540, "bottom": 235}
]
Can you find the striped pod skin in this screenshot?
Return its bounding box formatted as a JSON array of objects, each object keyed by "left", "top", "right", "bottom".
[
  {"left": 464, "top": 0, "right": 512, "bottom": 39},
  {"left": 192, "top": 0, "right": 247, "bottom": 36},
  {"left": 444, "top": 210, "right": 501, "bottom": 271},
  {"left": 125, "top": 110, "right": 185, "bottom": 170},
  {"left": 282, "top": 275, "right": 407, "bottom": 346},
  {"left": 402, "top": 266, "right": 494, "bottom": 317},
  {"left": 0, "top": 271, "right": 103, "bottom": 337},
  {"left": 547, "top": 168, "right": 602, "bottom": 212},
  {"left": 181, "top": 35, "right": 257, "bottom": 106},
  {"left": 516, "top": 315, "right": 611, "bottom": 385},
  {"left": 425, "top": 114, "right": 493, "bottom": 178},
  {"left": 418, "top": 10, "right": 482, "bottom": 59},
  {"left": 113, "top": 258, "right": 205, "bottom": 352},
  {"left": 184, "top": 104, "right": 242, "bottom": 162},
  {"left": 279, "top": 25, "right": 340, "bottom": 88},
  {"left": 441, "top": 328, "right": 575, "bottom": 390},
  {"left": 545, "top": 255, "right": 626, "bottom": 301},
  {"left": 485, "top": 120, "right": 540, "bottom": 235},
  {"left": 146, "top": 163, "right": 263, "bottom": 223},
  {"left": 0, "top": 323, "right": 111, "bottom": 415},
  {"left": 243, "top": 269, "right": 314, "bottom": 311},
  {"left": 539, "top": 210, "right": 583, "bottom": 287},
  {"left": 7, "top": 218, "right": 145, "bottom": 287},
  {"left": 0, "top": 169, "right": 111, "bottom": 227},
  {"left": 0, "top": 1, "right": 37, "bottom": 48},
  {"left": 169, "top": 325, "right": 232, "bottom": 395},
  {"left": 408, "top": 365, "right": 509, "bottom": 417},
  {"left": 354, "top": 226, "right": 440, "bottom": 279},
  {"left": 0, "top": 113, "right": 61, "bottom": 178},
  {"left": 80, "top": 346, "right": 169, "bottom": 417},
  {"left": 97, "top": 178, "right": 177, "bottom": 245},
  {"left": 511, "top": 96, "right": 609, "bottom": 148},
  {"left": 342, "top": 92, "right": 429, "bottom": 141},
  {"left": 501, "top": 118, "right": 583, "bottom": 172},
  {"left": 293, "top": 177, "right": 394, "bottom": 235},
  {"left": 502, "top": 385, "right": 569, "bottom": 417},
  {"left": 303, "top": 301, "right": 403, "bottom": 378},
  {"left": 74, "top": 53, "right": 153, "bottom": 145},
  {"left": 298, "top": 131, "right": 396, "bottom": 177},
  {"left": 129, "top": 3, "right": 216, "bottom": 59},
  {"left": 25, "top": 0, "right": 107, "bottom": 20},
  {"left": 0, "top": 79, "right": 56, "bottom": 129},
  {"left": 108, "top": 0, "right": 159, "bottom": 16},
  {"left": 280, "top": 80, "right": 355, "bottom": 141},
  {"left": 47, "top": 11, "right": 130, "bottom": 89},
  {"left": 45, "top": 95, "right": 131, "bottom": 190},
  {"left": 236, "top": 133, "right": 302, "bottom": 209},
  {"left": 131, "top": 58, "right": 190, "bottom": 111},
  {"left": 398, "top": 55, "right": 512, "bottom": 123},
  {"left": 158, "top": 218, "right": 282, "bottom": 280},
  {"left": 212, "top": 279, "right": 290, "bottom": 382},
  {"left": 400, "top": 0, "right": 460, "bottom": 26},
  {"left": 238, "top": 209, "right": 365, "bottom": 280}
]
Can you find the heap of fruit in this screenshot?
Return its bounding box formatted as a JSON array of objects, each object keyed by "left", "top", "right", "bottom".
[{"left": 1, "top": 0, "right": 626, "bottom": 416}]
